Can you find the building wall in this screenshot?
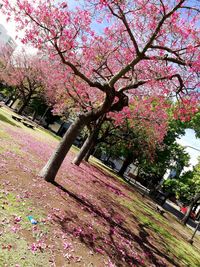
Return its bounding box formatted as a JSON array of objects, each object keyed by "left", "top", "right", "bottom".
[
  {"left": 48, "top": 122, "right": 61, "bottom": 133},
  {"left": 11, "top": 99, "right": 21, "bottom": 110},
  {"left": 0, "top": 24, "right": 17, "bottom": 56}
]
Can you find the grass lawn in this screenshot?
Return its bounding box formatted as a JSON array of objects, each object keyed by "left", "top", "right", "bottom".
[{"left": 0, "top": 106, "right": 200, "bottom": 267}]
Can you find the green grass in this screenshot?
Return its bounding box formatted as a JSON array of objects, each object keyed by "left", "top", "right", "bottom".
[
  {"left": 39, "top": 127, "right": 62, "bottom": 141},
  {"left": 0, "top": 235, "right": 50, "bottom": 267},
  {"left": 0, "top": 126, "right": 22, "bottom": 155},
  {"left": 91, "top": 157, "right": 127, "bottom": 184},
  {"left": 0, "top": 189, "right": 51, "bottom": 266},
  {"left": 139, "top": 216, "right": 200, "bottom": 267},
  {"left": 1, "top": 107, "right": 200, "bottom": 267},
  {"left": 0, "top": 112, "right": 18, "bottom": 127},
  {"left": 120, "top": 197, "right": 165, "bottom": 220},
  {"left": 139, "top": 215, "right": 172, "bottom": 239},
  {"left": 172, "top": 239, "right": 200, "bottom": 267},
  {"left": 120, "top": 198, "right": 200, "bottom": 267}
]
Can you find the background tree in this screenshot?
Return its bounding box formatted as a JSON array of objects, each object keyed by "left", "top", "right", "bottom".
[
  {"left": 189, "top": 111, "right": 200, "bottom": 138},
  {"left": 0, "top": 52, "right": 44, "bottom": 115},
  {"left": 137, "top": 116, "right": 189, "bottom": 186},
  {"left": 28, "top": 96, "right": 49, "bottom": 121},
  {"left": 140, "top": 144, "right": 190, "bottom": 188},
  {"left": 163, "top": 156, "right": 200, "bottom": 224}
]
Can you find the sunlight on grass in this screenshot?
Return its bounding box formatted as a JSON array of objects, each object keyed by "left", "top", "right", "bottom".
[
  {"left": 0, "top": 112, "right": 18, "bottom": 127},
  {"left": 172, "top": 239, "right": 200, "bottom": 267},
  {"left": 0, "top": 128, "right": 10, "bottom": 139},
  {"left": 0, "top": 127, "right": 22, "bottom": 155},
  {"left": 39, "top": 127, "right": 61, "bottom": 141},
  {"left": 91, "top": 157, "right": 127, "bottom": 184},
  {"left": 120, "top": 198, "right": 200, "bottom": 267},
  {"left": 139, "top": 215, "right": 172, "bottom": 239},
  {"left": 139, "top": 216, "right": 200, "bottom": 266},
  {"left": 0, "top": 188, "right": 51, "bottom": 266}
]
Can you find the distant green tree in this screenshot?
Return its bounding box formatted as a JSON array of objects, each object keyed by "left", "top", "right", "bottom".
[
  {"left": 138, "top": 144, "right": 190, "bottom": 188},
  {"left": 189, "top": 111, "right": 200, "bottom": 138},
  {"left": 95, "top": 118, "right": 156, "bottom": 176},
  {"left": 137, "top": 119, "right": 189, "bottom": 186},
  {"left": 163, "top": 156, "right": 200, "bottom": 224},
  {"left": 29, "top": 96, "right": 48, "bottom": 121},
  {"left": 163, "top": 170, "right": 194, "bottom": 204}
]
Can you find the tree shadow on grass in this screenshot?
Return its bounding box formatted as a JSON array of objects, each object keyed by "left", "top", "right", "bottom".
[
  {"left": 0, "top": 113, "right": 19, "bottom": 127},
  {"left": 76, "top": 162, "right": 131, "bottom": 199},
  {"left": 52, "top": 181, "right": 180, "bottom": 267},
  {"left": 84, "top": 162, "right": 141, "bottom": 197}
]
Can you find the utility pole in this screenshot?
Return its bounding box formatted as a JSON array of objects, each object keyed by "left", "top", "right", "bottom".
[{"left": 188, "top": 220, "right": 200, "bottom": 245}]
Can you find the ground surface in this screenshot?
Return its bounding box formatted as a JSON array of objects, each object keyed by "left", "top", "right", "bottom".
[{"left": 0, "top": 106, "right": 200, "bottom": 267}]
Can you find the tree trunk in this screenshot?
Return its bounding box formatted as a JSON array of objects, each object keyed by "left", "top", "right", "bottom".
[
  {"left": 84, "top": 141, "right": 96, "bottom": 162},
  {"left": 72, "top": 131, "right": 96, "bottom": 166},
  {"left": 39, "top": 107, "right": 50, "bottom": 124},
  {"left": 39, "top": 115, "right": 87, "bottom": 182},
  {"left": 5, "top": 95, "right": 14, "bottom": 105},
  {"left": 118, "top": 154, "right": 133, "bottom": 177},
  {"left": 73, "top": 114, "right": 105, "bottom": 165},
  {"left": 17, "top": 102, "right": 27, "bottom": 115},
  {"left": 39, "top": 90, "right": 117, "bottom": 182},
  {"left": 17, "top": 95, "right": 31, "bottom": 115},
  {"left": 32, "top": 110, "right": 37, "bottom": 121},
  {"left": 105, "top": 154, "right": 111, "bottom": 163},
  {"left": 57, "top": 121, "right": 66, "bottom": 136},
  {"left": 181, "top": 193, "right": 200, "bottom": 225}
]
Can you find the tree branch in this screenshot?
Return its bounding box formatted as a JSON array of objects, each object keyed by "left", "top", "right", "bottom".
[
  {"left": 181, "top": 6, "right": 200, "bottom": 13},
  {"left": 109, "top": 3, "right": 140, "bottom": 55},
  {"left": 109, "top": 56, "right": 142, "bottom": 87},
  {"left": 144, "top": 55, "right": 189, "bottom": 66},
  {"left": 26, "top": 10, "right": 107, "bottom": 92},
  {"left": 119, "top": 80, "right": 147, "bottom": 92},
  {"left": 109, "top": 1, "right": 185, "bottom": 87},
  {"left": 143, "top": 0, "right": 185, "bottom": 53},
  {"left": 149, "top": 45, "right": 183, "bottom": 60},
  {"left": 53, "top": 41, "right": 106, "bottom": 91},
  {"left": 119, "top": 73, "right": 185, "bottom": 93}
]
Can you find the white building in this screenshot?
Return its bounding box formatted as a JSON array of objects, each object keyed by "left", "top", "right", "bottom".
[{"left": 0, "top": 24, "right": 17, "bottom": 56}]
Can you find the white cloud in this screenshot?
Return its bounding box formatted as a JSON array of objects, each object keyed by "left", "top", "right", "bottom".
[{"left": 177, "top": 129, "right": 200, "bottom": 168}]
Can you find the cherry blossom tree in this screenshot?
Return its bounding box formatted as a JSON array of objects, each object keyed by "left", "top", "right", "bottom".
[
  {"left": 0, "top": 52, "right": 44, "bottom": 114},
  {"left": 74, "top": 95, "right": 171, "bottom": 168},
  {"left": 2, "top": 0, "right": 199, "bottom": 182}
]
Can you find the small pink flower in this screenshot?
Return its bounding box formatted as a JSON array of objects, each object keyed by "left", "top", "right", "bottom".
[
  {"left": 30, "top": 243, "right": 37, "bottom": 252},
  {"left": 95, "top": 247, "right": 104, "bottom": 254},
  {"left": 63, "top": 242, "right": 72, "bottom": 250},
  {"left": 32, "top": 226, "right": 38, "bottom": 232},
  {"left": 11, "top": 225, "right": 20, "bottom": 233},
  {"left": 107, "top": 259, "right": 116, "bottom": 267},
  {"left": 14, "top": 216, "right": 21, "bottom": 223},
  {"left": 64, "top": 253, "right": 73, "bottom": 260},
  {"left": 75, "top": 256, "right": 82, "bottom": 262}
]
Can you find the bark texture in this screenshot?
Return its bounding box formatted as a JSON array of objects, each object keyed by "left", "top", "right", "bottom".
[
  {"left": 39, "top": 115, "right": 85, "bottom": 182},
  {"left": 118, "top": 154, "right": 133, "bottom": 177},
  {"left": 84, "top": 141, "right": 96, "bottom": 162},
  {"left": 17, "top": 94, "right": 32, "bottom": 115},
  {"left": 72, "top": 132, "right": 95, "bottom": 166}
]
